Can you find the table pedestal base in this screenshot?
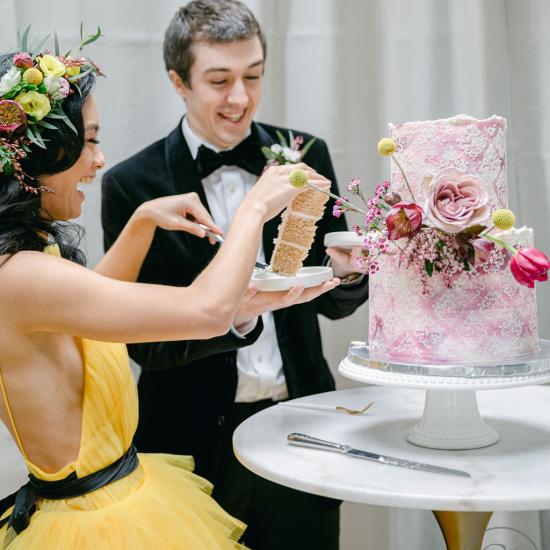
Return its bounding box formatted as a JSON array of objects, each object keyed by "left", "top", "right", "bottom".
[
  {"left": 407, "top": 390, "right": 499, "bottom": 450},
  {"left": 433, "top": 511, "right": 493, "bottom": 550}
]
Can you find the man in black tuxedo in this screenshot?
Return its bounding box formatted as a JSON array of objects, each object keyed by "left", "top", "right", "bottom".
[{"left": 102, "top": 1, "right": 369, "bottom": 548}]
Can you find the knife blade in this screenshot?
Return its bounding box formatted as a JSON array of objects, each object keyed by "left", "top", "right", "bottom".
[{"left": 287, "top": 433, "right": 471, "bottom": 478}]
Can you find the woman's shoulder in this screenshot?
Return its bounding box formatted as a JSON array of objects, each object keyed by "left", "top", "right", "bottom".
[{"left": 0, "top": 250, "right": 82, "bottom": 292}]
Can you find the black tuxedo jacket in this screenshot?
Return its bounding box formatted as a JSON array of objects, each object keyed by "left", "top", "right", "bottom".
[{"left": 101, "top": 121, "right": 369, "bottom": 478}]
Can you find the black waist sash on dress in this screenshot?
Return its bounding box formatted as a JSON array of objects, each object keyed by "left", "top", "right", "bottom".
[{"left": 0, "top": 444, "right": 139, "bottom": 537}]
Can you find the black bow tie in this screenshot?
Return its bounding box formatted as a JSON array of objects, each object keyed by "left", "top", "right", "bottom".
[{"left": 195, "top": 134, "right": 265, "bottom": 178}]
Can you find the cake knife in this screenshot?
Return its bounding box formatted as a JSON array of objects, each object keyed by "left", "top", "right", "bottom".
[
  {"left": 197, "top": 223, "right": 268, "bottom": 270},
  {"left": 287, "top": 433, "right": 471, "bottom": 478}
]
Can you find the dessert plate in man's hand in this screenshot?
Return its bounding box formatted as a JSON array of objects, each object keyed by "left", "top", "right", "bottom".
[
  {"left": 251, "top": 266, "right": 333, "bottom": 292},
  {"left": 324, "top": 231, "right": 364, "bottom": 250}
]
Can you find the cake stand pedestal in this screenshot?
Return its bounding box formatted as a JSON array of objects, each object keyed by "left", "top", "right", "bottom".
[
  {"left": 338, "top": 340, "right": 550, "bottom": 451},
  {"left": 338, "top": 341, "right": 550, "bottom": 548}
]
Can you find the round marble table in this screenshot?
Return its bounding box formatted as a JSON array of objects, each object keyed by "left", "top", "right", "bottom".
[{"left": 233, "top": 385, "right": 550, "bottom": 550}]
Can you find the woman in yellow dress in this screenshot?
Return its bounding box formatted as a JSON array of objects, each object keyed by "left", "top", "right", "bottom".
[{"left": 0, "top": 39, "right": 336, "bottom": 549}]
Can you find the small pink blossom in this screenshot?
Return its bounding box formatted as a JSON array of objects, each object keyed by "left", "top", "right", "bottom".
[
  {"left": 332, "top": 203, "right": 344, "bottom": 218},
  {"left": 58, "top": 77, "right": 70, "bottom": 98},
  {"left": 347, "top": 178, "right": 361, "bottom": 193},
  {"left": 291, "top": 135, "right": 304, "bottom": 150},
  {"left": 425, "top": 169, "right": 490, "bottom": 233}
]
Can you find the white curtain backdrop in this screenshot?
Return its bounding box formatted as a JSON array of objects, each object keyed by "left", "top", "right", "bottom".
[{"left": 0, "top": 1, "right": 549, "bottom": 548}]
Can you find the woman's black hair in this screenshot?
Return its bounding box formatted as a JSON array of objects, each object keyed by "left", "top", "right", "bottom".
[{"left": 0, "top": 52, "right": 96, "bottom": 265}]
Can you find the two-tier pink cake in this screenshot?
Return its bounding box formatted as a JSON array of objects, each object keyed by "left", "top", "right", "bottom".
[{"left": 368, "top": 115, "right": 539, "bottom": 364}]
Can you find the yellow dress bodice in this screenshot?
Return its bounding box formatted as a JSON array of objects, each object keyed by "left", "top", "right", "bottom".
[
  {"left": 0, "top": 245, "right": 245, "bottom": 548},
  {"left": 26, "top": 338, "right": 138, "bottom": 481}
]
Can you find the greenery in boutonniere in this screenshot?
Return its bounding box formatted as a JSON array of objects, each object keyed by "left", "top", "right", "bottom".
[{"left": 262, "top": 130, "right": 316, "bottom": 167}]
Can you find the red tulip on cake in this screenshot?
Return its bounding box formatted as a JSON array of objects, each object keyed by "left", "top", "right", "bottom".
[{"left": 510, "top": 247, "right": 550, "bottom": 288}]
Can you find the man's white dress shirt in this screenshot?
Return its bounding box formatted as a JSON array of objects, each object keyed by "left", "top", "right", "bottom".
[{"left": 182, "top": 117, "right": 288, "bottom": 402}]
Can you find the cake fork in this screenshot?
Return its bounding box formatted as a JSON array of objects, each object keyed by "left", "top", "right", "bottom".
[{"left": 279, "top": 401, "right": 374, "bottom": 415}]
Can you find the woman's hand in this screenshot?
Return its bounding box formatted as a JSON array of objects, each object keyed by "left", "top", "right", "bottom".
[
  {"left": 243, "top": 163, "right": 331, "bottom": 222},
  {"left": 135, "top": 193, "right": 223, "bottom": 241}
]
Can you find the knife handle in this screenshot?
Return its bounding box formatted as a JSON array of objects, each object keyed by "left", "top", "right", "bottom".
[{"left": 287, "top": 433, "right": 348, "bottom": 453}]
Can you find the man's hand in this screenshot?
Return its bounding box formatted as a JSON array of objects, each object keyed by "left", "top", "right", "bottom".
[
  {"left": 326, "top": 246, "right": 363, "bottom": 278},
  {"left": 233, "top": 278, "right": 341, "bottom": 330}
]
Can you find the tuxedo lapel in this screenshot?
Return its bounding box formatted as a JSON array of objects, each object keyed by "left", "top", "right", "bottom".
[
  {"left": 164, "top": 122, "right": 217, "bottom": 268},
  {"left": 165, "top": 121, "right": 209, "bottom": 202}
]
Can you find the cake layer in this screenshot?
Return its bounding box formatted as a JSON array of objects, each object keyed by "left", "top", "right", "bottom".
[
  {"left": 278, "top": 213, "right": 320, "bottom": 246},
  {"left": 270, "top": 242, "right": 308, "bottom": 276},
  {"left": 389, "top": 115, "right": 508, "bottom": 210},
  {"left": 368, "top": 251, "right": 539, "bottom": 363},
  {"left": 290, "top": 188, "right": 328, "bottom": 217}
]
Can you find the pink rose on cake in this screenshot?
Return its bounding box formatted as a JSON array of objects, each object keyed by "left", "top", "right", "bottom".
[{"left": 425, "top": 169, "right": 490, "bottom": 233}]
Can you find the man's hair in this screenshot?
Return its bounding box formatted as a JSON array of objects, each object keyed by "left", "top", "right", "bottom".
[{"left": 164, "top": 0, "right": 267, "bottom": 88}]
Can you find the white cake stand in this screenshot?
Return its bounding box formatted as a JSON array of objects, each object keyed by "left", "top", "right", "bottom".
[{"left": 338, "top": 340, "right": 550, "bottom": 450}]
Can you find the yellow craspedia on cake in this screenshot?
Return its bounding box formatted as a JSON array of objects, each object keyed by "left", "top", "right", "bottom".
[
  {"left": 377, "top": 137, "right": 397, "bottom": 156},
  {"left": 22, "top": 67, "right": 43, "bottom": 85},
  {"left": 492, "top": 209, "right": 515, "bottom": 230},
  {"left": 289, "top": 168, "right": 308, "bottom": 188}
]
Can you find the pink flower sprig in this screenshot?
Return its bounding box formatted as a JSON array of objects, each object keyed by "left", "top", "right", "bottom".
[
  {"left": 333, "top": 196, "right": 351, "bottom": 218},
  {"left": 364, "top": 181, "right": 391, "bottom": 231}
]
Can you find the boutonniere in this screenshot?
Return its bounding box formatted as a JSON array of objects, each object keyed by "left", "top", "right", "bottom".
[{"left": 262, "top": 130, "right": 316, "bottom": 167}]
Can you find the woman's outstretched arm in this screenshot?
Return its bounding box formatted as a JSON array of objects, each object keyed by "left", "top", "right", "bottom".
[
  {"left": 3, "top": 165, "right": 335, "bottom": 343},
  {"left": 94, "top": 193, "right": 222, "bottom": 282}
]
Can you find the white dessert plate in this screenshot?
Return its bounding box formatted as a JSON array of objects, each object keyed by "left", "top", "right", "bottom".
[
  {"left": 324, "top": 231, "right": 364, "bottom": 249},
  {"left": 251, "top": 266, "right": 333, "bottom": 292}
]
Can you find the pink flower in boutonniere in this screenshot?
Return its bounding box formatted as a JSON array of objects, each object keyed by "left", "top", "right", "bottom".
[{"left": 425, "top": 169, "right": 490, "bottom": 233}]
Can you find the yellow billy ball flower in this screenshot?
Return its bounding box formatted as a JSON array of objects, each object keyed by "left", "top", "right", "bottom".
[
  {"left": 491, "top": 209, "right": 516, "bottom": 230},
  {"left": 377, "top": 137, "right": 397, "bottom": 157},
  {"left": 22, "top": 68, "right": 43, "bottom": 86},
  {"left": 289, "top": 168, "right": 309, "bottom": 188},
  {"left": 39, "top": 55, "right": 66, "bottom": 78},
  {"left": 15, "top": 90, "right": 51, "bottom": 121}
]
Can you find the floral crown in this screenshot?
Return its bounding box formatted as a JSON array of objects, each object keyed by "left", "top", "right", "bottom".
[{"left": 0, "top": 25, "right": 103, "bottom": 193}]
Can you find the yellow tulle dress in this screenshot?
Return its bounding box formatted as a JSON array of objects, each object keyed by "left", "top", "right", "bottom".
[{"left": 0, "top": 249, "right": 246, "bottom": 549}]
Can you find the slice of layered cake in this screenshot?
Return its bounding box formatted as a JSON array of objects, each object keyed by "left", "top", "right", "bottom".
[{"left": 270, "top": 188, "right": 329, "bottom": 276}]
